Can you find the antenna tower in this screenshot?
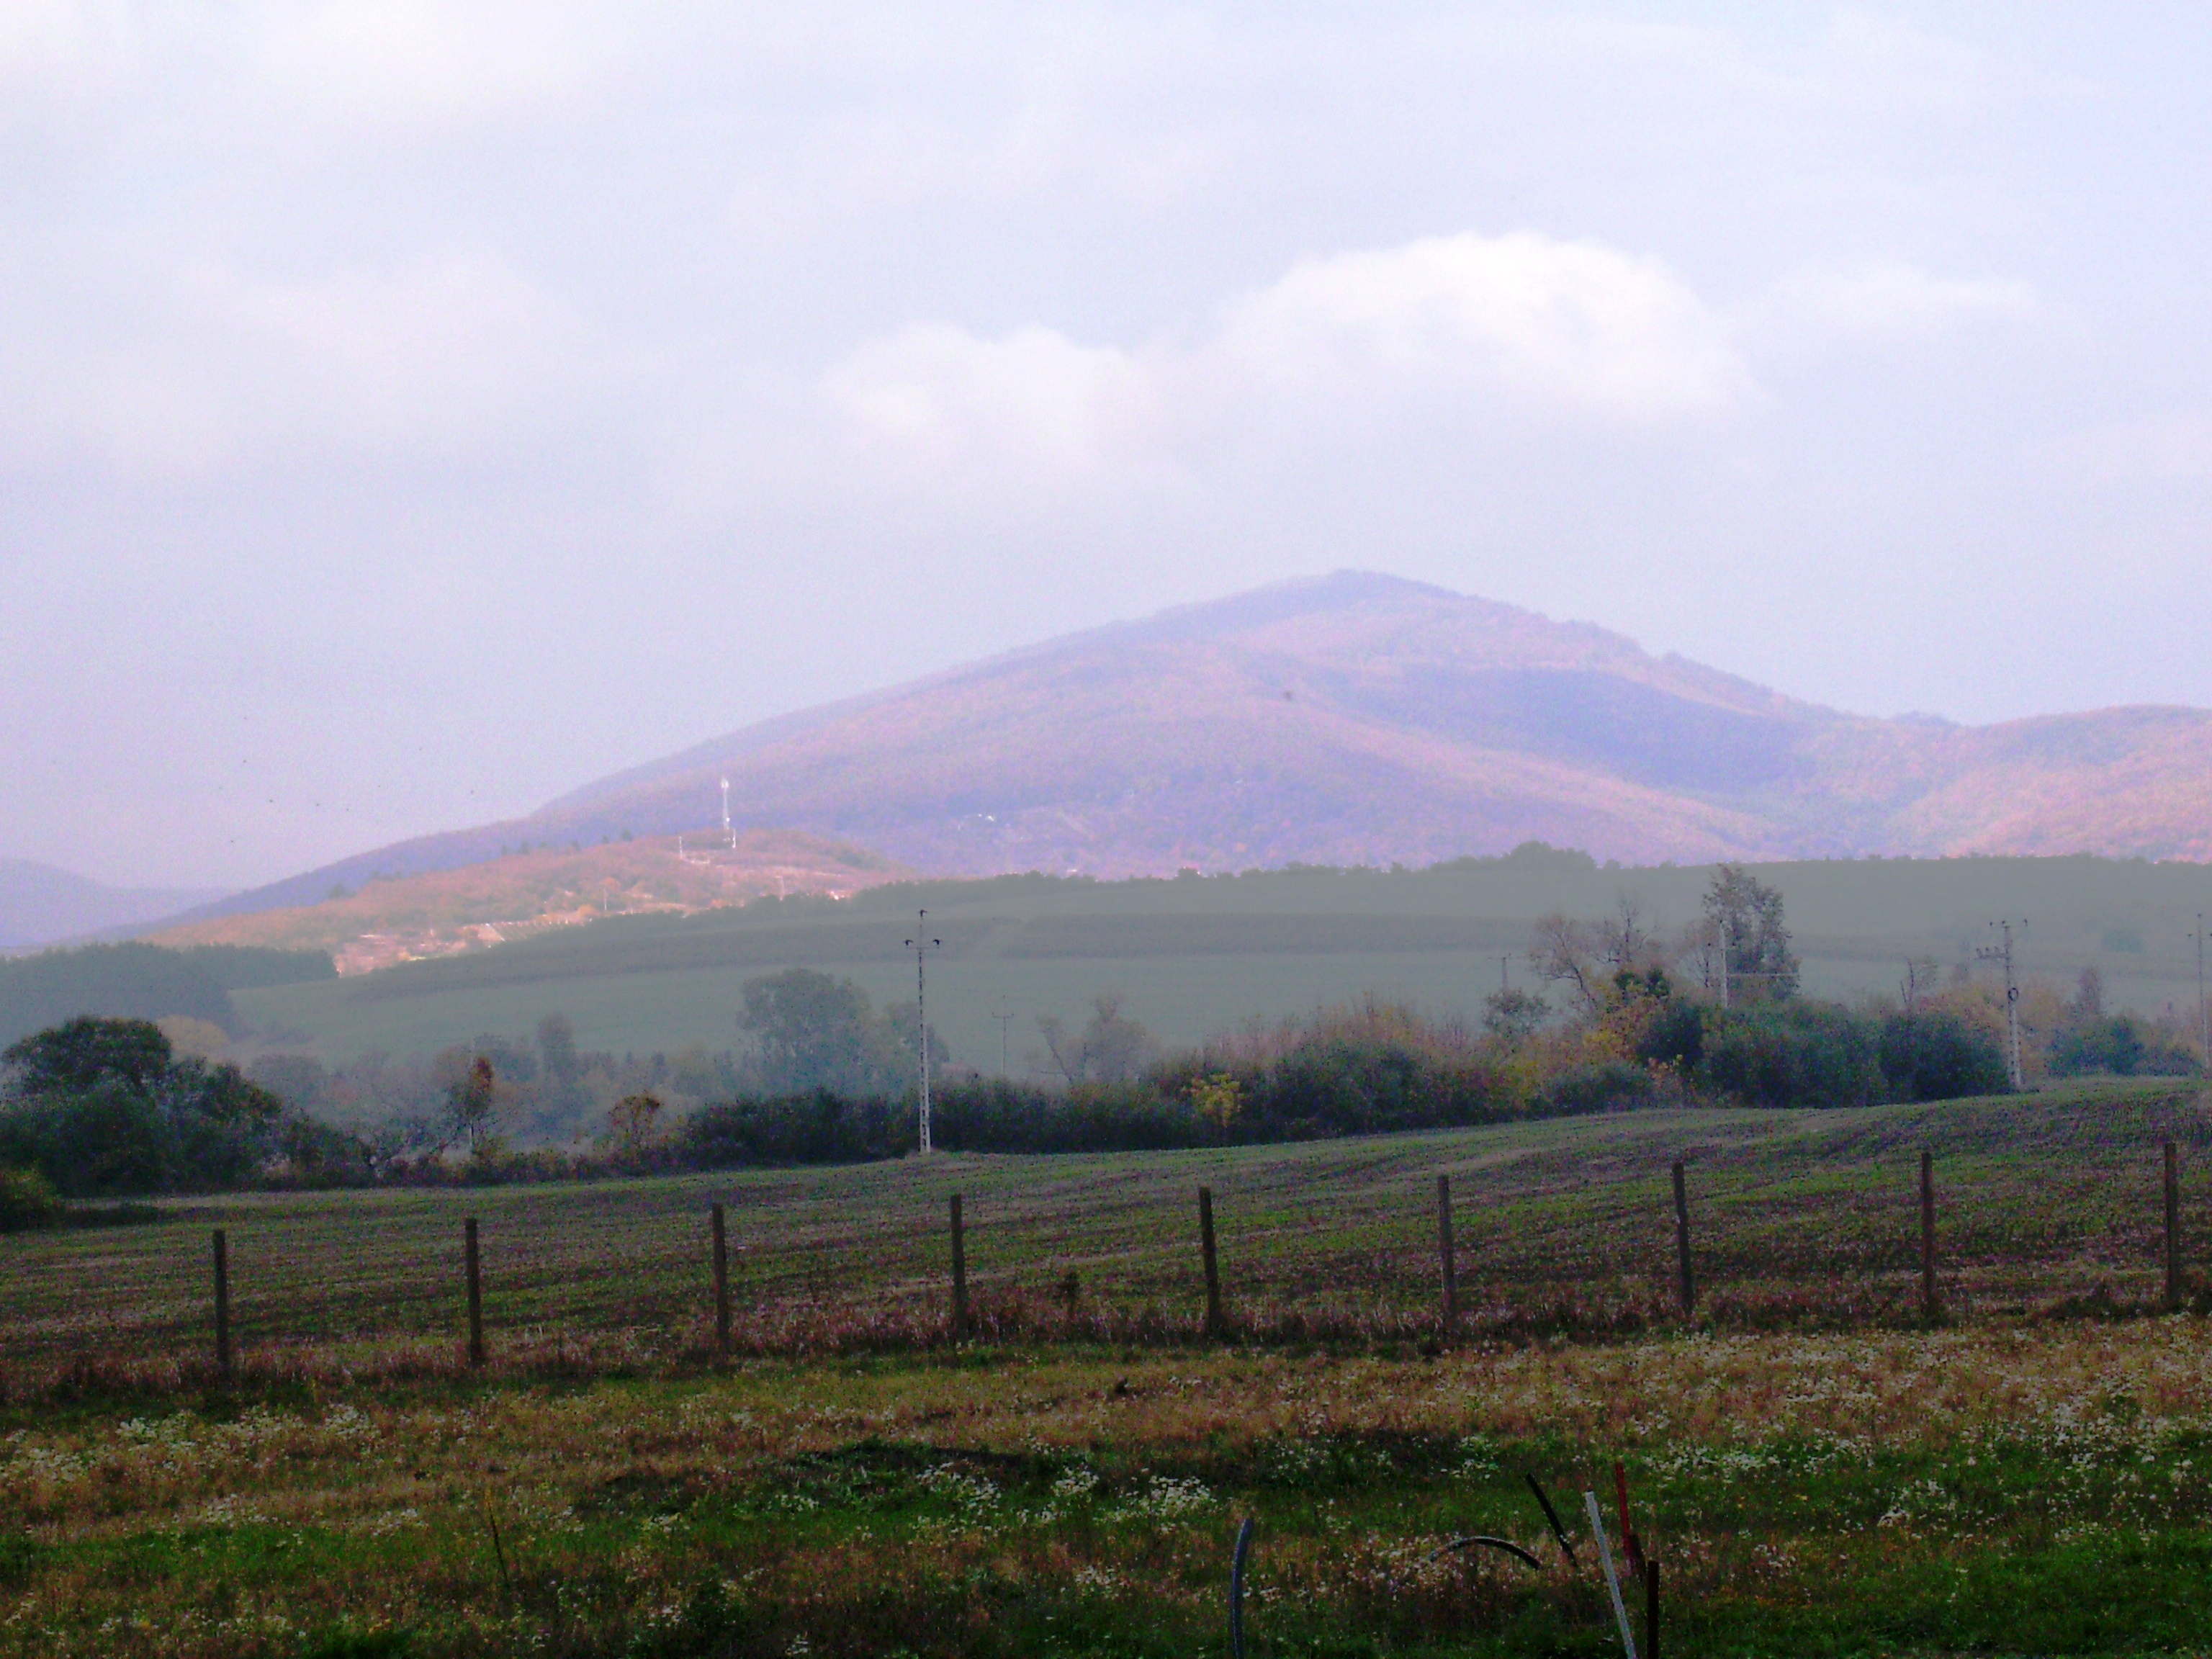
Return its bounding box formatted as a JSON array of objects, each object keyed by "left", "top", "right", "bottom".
[
  {"left": 721, "top": 777, "right": 733, "bottom": 850},
  {"left": 1975, "top": 920, "right": 2026, "bottom": 1091},
  {"left": 906, "top": 912, "right": 943, "bottom": 1152}
]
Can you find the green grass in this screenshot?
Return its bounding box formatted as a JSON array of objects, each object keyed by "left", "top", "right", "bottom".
[
  {"left": 6, "top": 1087, "right": 2212, "bottom": 1655},
  {"left": 224, "top": 853, "right": 2212, "bottom": 1063}
]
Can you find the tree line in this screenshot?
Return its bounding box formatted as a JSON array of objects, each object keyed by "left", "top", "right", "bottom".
[{"left": 3, "top": 866, "right": 2199, "bottom": 1202}]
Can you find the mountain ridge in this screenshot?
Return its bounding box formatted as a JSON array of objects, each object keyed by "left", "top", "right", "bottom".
[{"left": 160, "top": 571, "right": 2212, "bottom": 931}]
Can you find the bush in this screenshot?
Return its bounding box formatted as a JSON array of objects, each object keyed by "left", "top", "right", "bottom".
[
  {"left": 1879, "top": 1010, "right": 2010, "bottom": 1100},
  {"left": 0, "top": 1166, "right": 60, "bottom": 1231},
  {"left": 1539, "top": 1061, "right": 1658, "bottom": 1116},
  {"left": 1, "top": 1016, "right": 322, "bottom": 1196},
  {"left": 933, "top": 1080, "right": 1203, "bottom": 1154},
  {"left": 1699, "top": 1004, "right": 1883, "bottom": 1110},
  {"left": 2049, "top": 1015, "right": 2201, "bottom": 1079},
  {"left": 680, "top": 1092, "right": 912, "bottom": 1167}
]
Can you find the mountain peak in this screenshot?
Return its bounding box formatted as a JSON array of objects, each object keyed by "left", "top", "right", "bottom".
[{"left": 163, "top": 572, "right": 2212, "bottom": 927}]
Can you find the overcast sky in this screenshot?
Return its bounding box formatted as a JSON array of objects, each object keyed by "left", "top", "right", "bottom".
[{"left": 5, "top": 3, "right": 2210, "bottom": 889}]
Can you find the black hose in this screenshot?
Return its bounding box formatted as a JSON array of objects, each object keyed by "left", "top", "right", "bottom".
[
  {"left": 1427, "top": 1534, "right": 1545, "bottom": 1571},
  {"left": 1524, "top": 1473, "right": 1577, "bottom": 1565},
  {"left": 1230, "top": 1516, "right": 1254, "bottom": 1659}
]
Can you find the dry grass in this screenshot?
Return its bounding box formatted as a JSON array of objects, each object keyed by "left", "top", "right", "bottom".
[
  {"left": 6, "top": 1087, "right": 2212, "bottom": 1655},
  {"left": 2, "top": 1084, "right": 2208, "bottom": 1395}
]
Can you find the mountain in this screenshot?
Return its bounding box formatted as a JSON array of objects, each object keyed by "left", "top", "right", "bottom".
[
  {"left": 171, "top": 572, "right": 2212, "bottom": 926},
  {"left": 0, "top": 858, "right": 230, "bottom": 950}
]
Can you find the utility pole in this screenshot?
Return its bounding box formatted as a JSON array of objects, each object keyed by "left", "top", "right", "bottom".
[
  {"left": 1976, "top": 920, "right": 2026, "bottom": 1092},
  {"left": 907, "top": 912, "right": 942, "bottom": 1152},
  {"left": 1500, "top": 956, "right": 1511, "bottom": 995},
  {"left": 993, "top": 995, "right": 1015, "bottom": 1077},
  {"left": 2188, "top": 912, "right": 2211, "bottom": 1074}
]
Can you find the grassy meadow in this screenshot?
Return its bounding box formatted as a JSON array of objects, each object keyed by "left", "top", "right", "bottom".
[
  {"left": 223, "top": 853, "right": 2212, "bottom": 1066},
  {"left": 4, "top": 1083, "right": 2212, "bottom": 1655}
]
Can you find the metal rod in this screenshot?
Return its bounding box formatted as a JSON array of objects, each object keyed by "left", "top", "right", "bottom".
[{"left": 1584, "top": 1491, "right": 1640, "bottom": 1659}]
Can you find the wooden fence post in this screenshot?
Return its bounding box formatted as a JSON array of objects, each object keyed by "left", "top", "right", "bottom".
[
  {"left": 949, "top": 1193, "right": 968, "bottom": 1341},
  {"left": 212, "top": 1228, "right": 232, "bottom": 1382},
  {"left": 1437, "top": 1174, "right": 1458, "bottom": 1339},
  {"left": 1670, "top": 1162, "right": 1695, "bottom": 1316},
  {"left": 464, "top": 1216, "right": 485, "bottom": 1367},
  {"left": 1919, "top": 1152, "right": 1938, "bottom": 1319},
  {"left": 1199, "top": 1186, "right": 1224, "bottom": 1337},
  {"left": 1645, "top": 1559, "right": 1661, "bottom": 1659},
  {"left": 711, "top": 1202, "right": 732, "bottom": 1357},
  {"left": 2165, "top": 1141, "right": 2182, "bottom": 1311}
]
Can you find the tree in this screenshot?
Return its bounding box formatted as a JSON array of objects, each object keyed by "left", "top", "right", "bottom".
[
  {"left": 536, "top": 1014, "right": 581, "bottom": 1085},
  {"left": 739, "top": 969, "right": 906, "bottom": 1096},
  {"left": 4, "top": 1016, "right": 173, "bottom": 1094},
  {"left": 1702, "top": 865, "right": 1798, "bottom": 1002},
  {"left": 1038, "top": 995, "right": 1157, "bottom": 1087},
  {"left": 1529, "top": 913, "right": 1604, "bottom": 1015},
  {"left": 443, "top": 1055, "right": 502, "bottom": 1156},
  {"left": 1481, "top": 986, "right": 1549, "bottom": 1043},
  {"left": 608, "top": 1092, "right": 663, "bottom": 1154}
]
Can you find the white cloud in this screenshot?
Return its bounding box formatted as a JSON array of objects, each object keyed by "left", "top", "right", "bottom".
[
  {"left": 1214, "top": 231, "right": 1753, "bottom": 419},
  {"left": 822, "top": 321, "right": 1150, "bottom": 473},
  {"left": 820, "top": 229, "right": 1755, "bottom": 480}
]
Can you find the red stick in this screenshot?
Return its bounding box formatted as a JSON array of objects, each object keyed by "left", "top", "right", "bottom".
[{"left": 1614, "top": 1460, "right": 1643, "bottom": 1575}]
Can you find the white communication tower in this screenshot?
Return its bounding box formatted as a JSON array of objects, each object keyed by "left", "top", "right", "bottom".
[{"left": 720, "top": 778, "right": 734, "bottom": 849}]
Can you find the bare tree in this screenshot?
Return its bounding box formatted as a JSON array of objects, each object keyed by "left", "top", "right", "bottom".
[
  {"left": 1529, "top": 912, "right": 1603, "bottom": 1015},
  {"left": 1038, "top": 994, "right": 1157, "bottom": 1086}
]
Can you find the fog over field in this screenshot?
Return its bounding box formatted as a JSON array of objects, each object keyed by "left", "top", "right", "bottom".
[{"left": 6, "top": 5, "right": 2212, "bottom": 894}]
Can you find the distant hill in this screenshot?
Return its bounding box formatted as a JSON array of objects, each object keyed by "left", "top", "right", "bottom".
[
  {"left": 148, "top": 829, "right": 904, "bottom": 971},
  {"left": 0, "top": 858, "right": 229, "bottom": 950},
  {"left": 176, "top": 572, "right": 2212, "bottom": 925}
]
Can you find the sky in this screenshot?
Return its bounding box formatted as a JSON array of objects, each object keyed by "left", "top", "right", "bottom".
[{"left": 4, "top": 2, "right": 2211, "bottom": 890}]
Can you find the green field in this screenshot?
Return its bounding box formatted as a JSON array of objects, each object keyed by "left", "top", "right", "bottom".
[
  {"left": 226, "top": 853, "right": 2212, "bottom": 1066},
  {"left": 6, "top": 1087, "right": 2212, "bottom": 1657}
]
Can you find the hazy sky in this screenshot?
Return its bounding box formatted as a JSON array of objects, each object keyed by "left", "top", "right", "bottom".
[{"left": 6, "top": 3, "right": 2211, "bottom": 889}]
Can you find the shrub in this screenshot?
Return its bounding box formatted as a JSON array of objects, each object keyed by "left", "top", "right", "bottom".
[
  {"left": 1879, "top": 1010, "right": 2010, "bottom": 1100},
  {"left": 0, "top": 1166, "right": 60, "bottom": 1231},
  {"left": 2049, "top": 1015, "right": 2201, "bottom": 1079},
  {"left": 1699, "top": 1004, "right": 1883, "bottom": 1110},
  {"left": 680, "top": 1092, "right": 911, "bottom": 1167},
  {"left": 1538, "top": 1061, "right": 1657, "bottom": 1116},
  {"left": 1, "top": 1016, "right": 318, "bottom": 1196}
]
